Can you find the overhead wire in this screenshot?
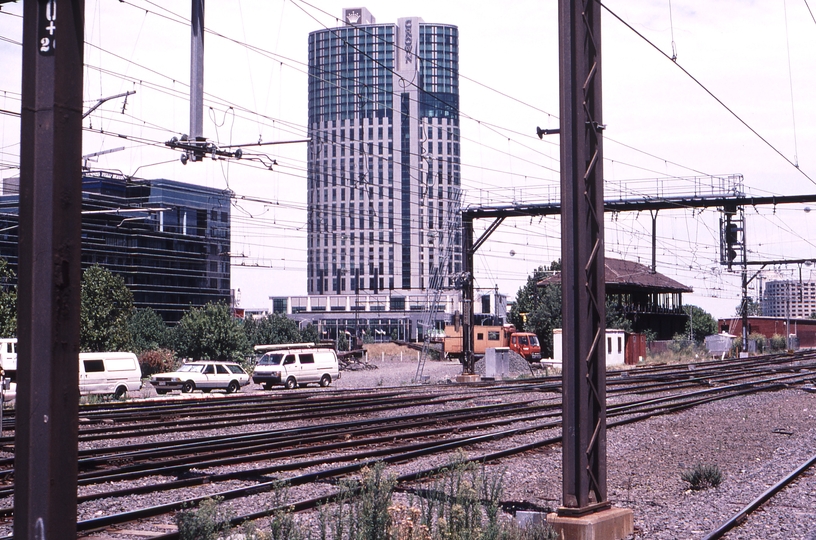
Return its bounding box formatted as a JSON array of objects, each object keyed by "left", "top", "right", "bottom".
[{"left": 600, "top": 1, "right": 815, "bottom": 186}]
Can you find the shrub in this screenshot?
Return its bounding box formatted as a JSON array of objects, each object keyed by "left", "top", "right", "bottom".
[
  {"left": 681, "top": 463, "right": 723, "bottom": 490},
  {"left": 176, "top": 497, "right": 232, "bottom": 540},
  {"left": 138, "top": 348, "right": 178, "bottom": 378},
  {"left": 748, "top": 332, "right": 767, "bottom": 353},
  {"left": 770, "top": 333, "right": 788, "bottom": 351},
  {"left": 668, "top": 333, "right": 693, "bottom": 354}
]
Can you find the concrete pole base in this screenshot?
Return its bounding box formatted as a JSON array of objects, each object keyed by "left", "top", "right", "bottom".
[
  {"left": 547, "top": 507, "right": 633, "bottom": 540},
  {"left": 455, "top": 374, "right": 481, "bottom": 383}
]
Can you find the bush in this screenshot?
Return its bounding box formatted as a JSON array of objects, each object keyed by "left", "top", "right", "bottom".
[
  {"left": 770, "top": 333, "right": 788, "bottom": 351},
  {"left": 176, "top": 497, "right": 232, "bottom": 540},
  {"left": 681, "top": 463, "right": 723, "bottom": 490},
  {"left": 138, "top": 348, "right": 178, "bottom": 378},
  {"left": 748, "top": 332, "right": 767, "bottom": 353},
  {"left": 668, "top": 333, "right": 693, "bottom": 354}
]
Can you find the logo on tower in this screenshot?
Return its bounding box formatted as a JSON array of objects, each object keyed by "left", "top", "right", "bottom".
[
  {"left": 345, "top": 9, "right": 361, "bottom": 24},
  {"left": 404, "top": 19, "right": 414, "bottom": 65}
]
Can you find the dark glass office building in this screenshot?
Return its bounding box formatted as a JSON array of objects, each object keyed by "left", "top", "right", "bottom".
[
  {"left": 307, "top": 7, "right": 462, "bottom": 296},
  {"left": 0, "top": 172, "right": 231, "bottom": 323}
]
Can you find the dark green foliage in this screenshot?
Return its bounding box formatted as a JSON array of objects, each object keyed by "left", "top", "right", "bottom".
[
  {"left": 606, "top": 297, "right": 633, "bottom": 333},
  {"left": 684, "top": 304, "right": 717, "bottom": 343},
  {"left": 128, "top": 307, "right": 169, "bottom": 353},
  {"left": 172, "top": 302, "right": 250, "bottom": 362},
  {"left": 243, "top": 313, "right": 314, "bottom": 348},
  {"left": 681, "top": 463, "right": 723, "bottom": 490},
  {"left": 0, "top": 259, "right": 16, "bottom": 338},
  {"left": 737, "top": 297, "right": 762, "bottom": 317},
  {"left": 508, "top": 262, "right": 562, "bottom": 358},
  {"left": 80, "top": 265, "right": 133, "bottom": 352}
]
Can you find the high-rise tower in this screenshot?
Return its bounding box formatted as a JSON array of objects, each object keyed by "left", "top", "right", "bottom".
[{"left": 307, "top": 8, "right": 461, "bottom": 296}]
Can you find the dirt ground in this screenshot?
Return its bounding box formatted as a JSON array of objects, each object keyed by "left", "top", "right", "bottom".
[{"left": 332, "top": 342, "right": 463, "bottom": 389}]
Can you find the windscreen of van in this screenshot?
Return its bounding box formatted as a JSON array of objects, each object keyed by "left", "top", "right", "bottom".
[{"left": 258, "top": 353, "right": 284, "bottom": 366}]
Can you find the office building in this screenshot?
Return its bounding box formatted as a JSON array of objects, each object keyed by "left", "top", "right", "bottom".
[
  {"left": 307, "top": 7, "right": 462, "bottom": 298},
  {"left": 762, "top": 280, "right": 816, "bottom": 319},
  {"left": 0, "top": 172, "right": 231, "bottom": 323}
]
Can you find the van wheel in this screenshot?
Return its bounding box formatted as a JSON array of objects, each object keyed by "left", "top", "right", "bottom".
[
  {"left": 226, "top": 381, "right": 240, "bottom": 394},
  {"left": 113, "top": 386, "right": 127, "bottom": 400},
  {"left": 320, "top": 374, "right": 332, "bottom": 387},
  {"left": 285, "top": 377, "right": 297, "bottom": 390},
  {"left": 181, "top": 381, "right": 195, "bottom": 393}
]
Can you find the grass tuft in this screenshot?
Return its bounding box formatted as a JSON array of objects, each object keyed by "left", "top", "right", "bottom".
[{"left": 681, "top": 463, "right": 723, "bottom": 490}]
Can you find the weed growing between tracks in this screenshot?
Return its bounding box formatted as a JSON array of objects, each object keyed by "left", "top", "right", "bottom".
[
  {"left": 176, "top": 497, "right": 232, "bottom": 540},
  {"left": 186, "top": 457, "right": 558, "bottom": 539},
  {"left": 681, "top": 463, "right": 724, "bottom": 491}
]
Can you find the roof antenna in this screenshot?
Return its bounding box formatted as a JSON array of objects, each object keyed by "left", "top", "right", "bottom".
[{"left": 669, "top": 0, "right": 678, "bottom": 61}]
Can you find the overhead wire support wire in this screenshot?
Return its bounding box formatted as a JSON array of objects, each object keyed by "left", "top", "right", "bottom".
[
  {"left": 599, "top": 2, "right": 816, "bottom": 185},
  {"left": 805, "top": 0, "right": 816, "bottom": 25}
]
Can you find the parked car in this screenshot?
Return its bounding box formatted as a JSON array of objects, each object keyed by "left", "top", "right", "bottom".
[
  {"left": 252, "top": 344, "right": 339, "bottom": 390},
  {"left": 150, "top": 361, "right": 249, "bottom": 394}
]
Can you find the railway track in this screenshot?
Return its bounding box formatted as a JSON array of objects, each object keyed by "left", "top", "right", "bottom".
[{"left": 0, "top": 351, "right": 813, "bottom": 538}]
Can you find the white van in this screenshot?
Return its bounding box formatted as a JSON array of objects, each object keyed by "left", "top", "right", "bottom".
[
  {"left": 0, "top": 338, "right": 17, "bottom": 379},
  {"left": 79, "top": 352, "right": 143, "bottom": 399},
  {"left": 252, "top": 343, "right": 339, "bottom": 390}
]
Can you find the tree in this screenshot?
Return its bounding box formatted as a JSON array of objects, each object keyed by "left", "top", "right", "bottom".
[
  {"left": 243, "top": 313, "right": 303, "bottom": 348},
  {"left": 172, "top": 302, "right": 250, "bottom": 361},
  {"left": 736, "top": 297, "right": 762, "bottom": 317},
  {"left": 509, "top": 261, "right": 562, "bottom": 358},
  {"left": 606, "top": 297, "right": 633, "bottom": 333},
  {"left": 128, "top": 307, "right": 169, "bottom": 353},
  {"left": 684, "top": 304, "right": 717, "bottom": 343},
  {"left": 0, "top": 258, "right": 16, "bottom": 338},
  {"left": 81, "top": 265, "right": 133, "bottom": 352}
]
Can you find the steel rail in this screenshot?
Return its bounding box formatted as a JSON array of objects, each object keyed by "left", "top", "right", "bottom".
[
  {"left": 701, "top": 451, "right": 816, "bottom": 540},
  {"left": 0, "top": 375, "right": 801, "bottom": 526},
  {"left": 139, "top": 380, "right": 796, "bottom": 540}
]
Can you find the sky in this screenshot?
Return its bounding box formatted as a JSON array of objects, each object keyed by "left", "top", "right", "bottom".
[{"left": 1, "top": 1, "right": 816, "bottom": 320}]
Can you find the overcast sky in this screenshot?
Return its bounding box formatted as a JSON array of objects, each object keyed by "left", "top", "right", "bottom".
[{"left": 1, "top": 1, "right": 815, "bottom": 319}]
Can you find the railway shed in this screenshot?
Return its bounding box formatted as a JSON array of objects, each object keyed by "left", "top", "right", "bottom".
[{"left": 538, "top": 258, "right": 693, "bottom": 340}]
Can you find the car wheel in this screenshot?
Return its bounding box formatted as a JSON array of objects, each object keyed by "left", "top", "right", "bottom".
[
  {"left": 320, "top": 374, "right": 331, "bottom": 387},
  {"left": 113, "top": 386, "right": 127, "bottom": 400},
  {"left": 226, "top": 381, "right": 240, "bottom": 394},
  {"left": 156, "top": 389, "right": 169, "bottom": 395},
  {"left": 181, "top": 381, "right": 195, "bottom": 393},
  {"left": 285, "top": 377, "right": 297, "bottom": 390}
]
